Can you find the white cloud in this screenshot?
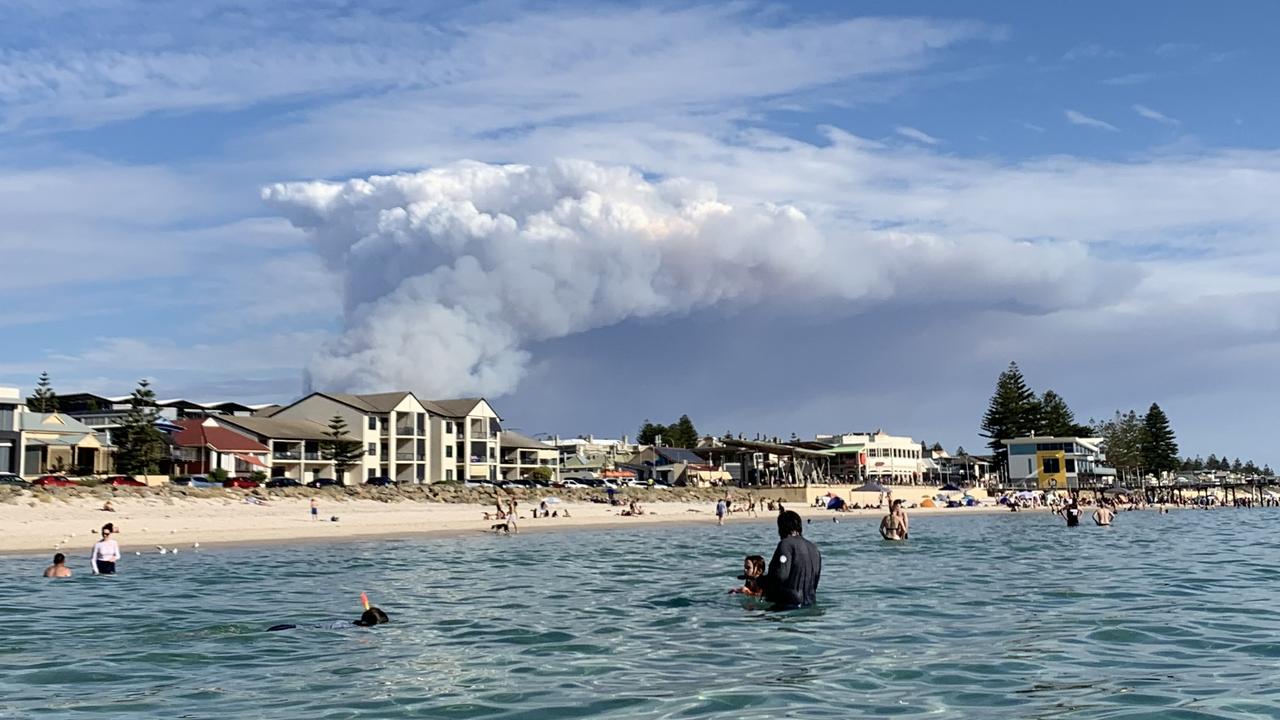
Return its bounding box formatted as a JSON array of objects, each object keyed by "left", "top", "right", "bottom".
[
  {"left": 1132, "top": 103, "right": 1180, "bottom": 125},
  {"left": 1065, "top": 109, "right": 1119, "bottom": 132},
  {"left": 895, "top": 126, "right": 941, "bottom": 145}
]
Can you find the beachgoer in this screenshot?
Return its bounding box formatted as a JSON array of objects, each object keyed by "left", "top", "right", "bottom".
[
  {"left": 90, "top": 523, "right": 121, "bottom": 575},
  {"left": 102, "top": 500, "right": 115, "bottom": 512},
  {"left": 879, "top": 499, "right": 909, "bottom": 540},
  {"left": 507, "top": 498, "right": 519, "bottom": 534},
  {"left": 268, "top": 606, "right": 390, "bottom": 632},
  {"left": 310, "top": 497, "right": 318, "bottom": 521},
  {"left": 763, "top": 510, "right": 821, "bottom": 609},
  {"left": 44, "top": 552, "right": 72, "bottom": 578},
  {"left": 538, "top": 500, "right": 549, "bottom": 518},
  {"left": 730, "top": 555, "right": 767, "bottom": 597},
  {"left": 1062, "top": 499, "right": 1082, "bottom": 527},
  {"left": 1094, "top": 502, "right": 1115, "bottom": 526},
  {"left": 715, "top": 498, "right": 727, "bottom": 526}
]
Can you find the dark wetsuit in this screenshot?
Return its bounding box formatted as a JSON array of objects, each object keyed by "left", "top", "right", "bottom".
[
  {"left": 764, "top": 534, "right": 821, "bottom": 609},
  {"left": 1064, "top": 507, "right": 1081, "bottom": 527}
]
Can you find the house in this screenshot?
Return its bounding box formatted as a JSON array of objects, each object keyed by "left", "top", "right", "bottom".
[
  {"left": 0, "top": 387, "right": 20, "bottom": 474},
  {"left": 211, "top": 415, "right": 345, "bottom": 483},
  {"left": 20, "top": 411, "right": 113, "bottom": 475},
  {"left": 58, "top": 392, "right": 257, "bottom": 445},
  {"left": 621, "top": 446, "right": 709, "bottom": 485},
  {"left": 498, "top": 431, "right": 560, "bottom": 482},
  {"left": 171, "top": 418, "right": 271, "bottom": 476},
  {"left": 1002, "top": 436, "right": 1116, "bottom": 491},
  {"left": 815, "top": 431, "right": 922, "bottom": 483}
]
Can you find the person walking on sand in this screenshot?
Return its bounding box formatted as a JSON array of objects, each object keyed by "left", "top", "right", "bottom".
[
  {"left": 44, "top": 552, "right": 72, "bottom": 578},
  {"left": 715, "top": 498, "right": 727, "bottom": 526},
  {"left": 310, "top": 497, "right": 318, "bottom": 521},
  {"left": 507, "top": 498, "right": 519, "bottom": 534},
  {"left": 90, "top": 523, "right": 121, "bottom": 575}
]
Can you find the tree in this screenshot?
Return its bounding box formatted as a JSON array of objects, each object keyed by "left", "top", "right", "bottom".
[
  {"left": 27, "top": 371, "right": 58, "bottom": 413},
  {"left": 1231, "top": 458, "right": 1243, "bottom": 473},
  {"left": 668, "top": 415, "right": 699, "bottom": 448},
  {"left": 527, "top": 466, "right": 554, "bottom": 482},
  {"left": 1205, "top": 453, "right": 1220, "bottom": 472},
  {"left": 1037, "top": 390, "right": 1091, "bottom": 437},
  {"left": 1138, "top": 403, "right": 1179, "bottom": 476},
  {"left": 1263, "top": 465, "right": 1274, "bottom": 477},
  {"left": 638, "top": 420, "right": 666, "bottom": 446},
  {"left": 1191, "top": 455, "right": 1204, "bottom": 471},
  {"left": 320, "top": 414, "right": 365, "bottom": 483},
  {"left": 980, "top": 362, "right": 1042, "bottom": 471},
  {"left": 1095, "top": 410, "right": 1143, "bottom": 477},
  {"left": 114, "top": 379, "right": 166, "bottom": 476}
]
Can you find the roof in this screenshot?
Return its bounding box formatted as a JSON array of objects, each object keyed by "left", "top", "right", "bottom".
[
  {"left": 499, "top": 431, "right": 554, "bottom": 450},
  {"left": 319, "top": 392, "right": 413, "bottom": 413},
  {"left": 655, "top": 447, "right": 704, "bottom": 464},
  {"left": 253, "top": 404, "right": 282, "bottom": 417},
  {"left": 19, "top": 412, "right": 97, "bottom": 434},
  {"left": 213, "top": 415, "right": 342, "bottom": 442},
  {"left": 423, "top": 397, "right": 484, "bottom": 417},
  {"left": 172, "top": 419, "right": 270, "bottom": 452}
]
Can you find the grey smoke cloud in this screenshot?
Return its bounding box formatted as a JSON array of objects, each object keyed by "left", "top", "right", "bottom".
[{"left": 264, "top": 159, "right": 1117, "bottom": 397}]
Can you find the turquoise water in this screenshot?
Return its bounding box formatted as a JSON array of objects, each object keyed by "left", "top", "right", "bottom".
[{"left": 3, "top": 509, "right": 1280, "bottom": 719}]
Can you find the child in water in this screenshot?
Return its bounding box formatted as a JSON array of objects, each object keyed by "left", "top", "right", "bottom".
[{"left": 729, "top": 555, "right": 767, "bottom": 597}]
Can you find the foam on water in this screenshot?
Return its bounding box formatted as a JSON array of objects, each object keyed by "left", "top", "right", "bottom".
[{"left": 2, "top": 508, "right": 1279, "bottom": 718}]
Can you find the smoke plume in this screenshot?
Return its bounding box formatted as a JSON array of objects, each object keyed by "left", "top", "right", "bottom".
[{"left": 264, "top": 159, "right": 1113, "bottom": 397}]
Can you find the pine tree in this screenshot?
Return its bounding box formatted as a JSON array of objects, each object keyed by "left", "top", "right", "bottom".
[
  {"left": 638, "top": 420, "right": 666, "bottom": 446},
  {"left": 1191, "top": 455, "right": 1204, "bottom": 471},
  {"left": 980, "top": 362, "right": 1042, "bottom": 470},
  {"left": 668, "top": 415, "right": 699, "bottom": 448},
  {"left": 320, "top": 414, "right": 365, "bottom": 483},
  {"left": 1263, "top": 465, "right": 1274, "bottom": 477},
  {"left": 1138, "top": 403, "right": 1179, "bottom": 475},
  {"left": 1097, "top": 410, "right": 1143, "bottom": 476},
  {"left": 113, "top": 379, "right": 166, "bottom": 475},
  {"left": 1231, "top": 458, "right": 1243, "bottom": 473},
  {"left": 28, "top": 371, "right": 58, "bottom": 413},
  {"left": 1205, "top": 454, "right": 1219, "bottom": 471},
  {"left": 1037, "top": 390, "right": 1089, "bottom": 436}
]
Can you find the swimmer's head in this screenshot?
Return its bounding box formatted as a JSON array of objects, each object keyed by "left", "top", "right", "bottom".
[
  {"left": 777, "top": 510, "right": 803, "bottom": 538},
  {"left": 891, "top": 499, "right": 904, "bottom": 510},
  {"left": 742, "top": 555, "right": 765, "bottom": 578},
  {"left": 53, "top": 552, "right": 65, "bottom": 565},
  {"left": 356, "top": 607, "right": 389, "bottom": 627}
]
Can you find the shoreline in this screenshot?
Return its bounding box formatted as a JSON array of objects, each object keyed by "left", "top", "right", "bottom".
[{"left": 0, "top": 491, "right": 1013, "bottom": 559}]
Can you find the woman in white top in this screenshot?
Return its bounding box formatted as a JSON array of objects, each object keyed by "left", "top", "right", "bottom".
[{"left": 91, "top": 523, "right": 121, "bottom": 575}]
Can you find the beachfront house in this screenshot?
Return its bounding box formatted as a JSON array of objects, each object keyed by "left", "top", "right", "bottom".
[
  {"left": 210, "top": 415, "right": 343, "bottom": 482},
  {"left": 498, "top": 431, "right": 560, "bottom": 482},
  {"left": 814, "top": 431, "right": 923, "bottom": 483},
  {"left": 57, "top": 392, "right": 264, "bottom": 445},
  {"left": 421, "top": 398, "right": 503, "bottom": 484},
  {"left": 0, "top": 387, "right": 21, "bottom": 475},
  {"left": 1001, "top": 436, "right": 1115, "bottom": 491},
  {"left": 171, "top": 418, "right": 272, "bottom": 477}
]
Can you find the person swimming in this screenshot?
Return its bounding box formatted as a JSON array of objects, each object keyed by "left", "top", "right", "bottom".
[
  {"left": 879, "top": 499, "right": 909, "bottom": 540},
  {"left": 44, "top": 552, "right": 72, "bottom": 578},
  {"left": 729, "top": 555, "right": 767, "bottom": 597},
  {"left": 268, "top": 606, "right": 389, "bottom": 632}
]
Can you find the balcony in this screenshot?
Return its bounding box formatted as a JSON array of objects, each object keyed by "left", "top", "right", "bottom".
[
  {"left": 273, "top": 451, "right": 301, "bottom": 460},
  {"left": 304, "top": 452, "right": 322, "bottom": 460},
  {"left": 395, "top": 425, "right": 415, "bottom": 436},
  {"left": 395, "top": 452, "right": 416, "bottom": 461}
]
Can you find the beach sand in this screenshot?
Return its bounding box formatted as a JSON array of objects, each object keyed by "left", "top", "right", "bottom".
[{"left": 0, "top": 490, "right": 1004, "bottom": 557}]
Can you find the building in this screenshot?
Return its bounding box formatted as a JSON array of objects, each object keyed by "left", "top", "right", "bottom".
[
  {"left": 815, "top": 431, "right": 922, "bottom": 483},
  {"left": 171, "top": 418, "right": 271, "bottom": 476},
  {"left": 421, "top": 398, "right": 503, "bottom": 484},
  {"left": 57, "top": 392, "right": 260, "bottom": 445},
  {"left": 498, "top": 431, "right": 560, "bottom": 481},
  {"left": 210, "top": 415, "right": 343, "bottom": 482},
  {"left": 0, "top": 387, "right": 20, "bottom": 474},
  {"left": 1002, "top": 436, "right": 1115, "bottom": 491}
]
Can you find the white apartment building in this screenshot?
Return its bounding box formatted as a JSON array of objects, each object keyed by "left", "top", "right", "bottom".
[
  {"left": 816, "top": 431, "right": 923, "bottom": 483},
  {"left": 499, "top": 431, "right": 560, "bottom": 482},
  {"left": 212, "top": 415, "right": 343, "bottom": 482},
  {"left": 421, "top": 398, "right": 503, "bottom": 483}
]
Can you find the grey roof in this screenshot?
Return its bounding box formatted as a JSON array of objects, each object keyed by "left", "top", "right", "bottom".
[
  {"left": 499, "top": 431, "right": 553, "bottom": 450},
  {"left": 19, "top": 412, "right": 97, "bottom": 434},
  {"left": 310, "top": 391, "right": 418, "bottom": 414},
  {"left": 253, "top": 404, "right": 282, "bottom": 417},
  {"left": 423, "top": 397, "right": 483, "bottom": 417},
  {"left": 214, "top": 415, "right": 340, "bottom": 442}
]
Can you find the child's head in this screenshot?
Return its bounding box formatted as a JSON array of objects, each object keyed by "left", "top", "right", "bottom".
[{"left": 742, "top": 555, "right": 766, "bottom": 578}]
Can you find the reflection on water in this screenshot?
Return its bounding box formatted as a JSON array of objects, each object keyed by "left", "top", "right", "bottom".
[{"left": 2, "top": 508, "right": 1279, "bottom": 718}]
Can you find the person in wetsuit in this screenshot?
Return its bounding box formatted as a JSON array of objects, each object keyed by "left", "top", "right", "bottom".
[
  {"left": 1062, "top": 499, "right": 1082, "bottom": 527},
  {"left": 762, "top": 510, "right": 821, "bottom": 610},
  {"left": 268, "top": 606, "right": 389, "bottom": 632}
]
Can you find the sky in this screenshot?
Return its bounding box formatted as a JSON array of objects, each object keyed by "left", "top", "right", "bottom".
[{"left": 2, "top": 1, "right": 1278, "bottom": 465}]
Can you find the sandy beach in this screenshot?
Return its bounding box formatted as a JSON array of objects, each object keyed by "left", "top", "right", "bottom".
[{"left": 0, "top": 488, "right": 1005, "bottom": 557}]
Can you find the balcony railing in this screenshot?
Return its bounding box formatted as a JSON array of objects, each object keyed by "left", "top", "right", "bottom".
[
  {"left": 396, "top": 452, "right": 416, "bottom": 461},
  {"left": 273, "top": 451, "right": 301, "bottom": 460},
  {"left": 304, "top": 452, "right": 322, "bottom": 460},
  {"left": 395, "top": 425, "right": 415, "bottom": 436}
]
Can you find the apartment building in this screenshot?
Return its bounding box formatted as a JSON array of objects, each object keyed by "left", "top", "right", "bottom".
[
  {"left": 498, "top": 431, "right": 560, "bottom": 482},
  {"left": 0, "top": 387, "right": 19, "bottom": 474},
  {"left": 211, "top": 415, "right": 342, "bottom": 482},
  {"left": 422, "top": 398, "right": 503, "bottom": 483},
  {"left": 816, "top": 431, "right": 923, "bottom": 483}
]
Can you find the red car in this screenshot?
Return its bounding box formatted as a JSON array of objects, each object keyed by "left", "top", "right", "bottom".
[
  {"left": 105, "top": 475, "right": 146, "bottom": 487},
  {"left": 32, "top": 475, "right": 76, "bottom": 487},
  {"left": 224, "top": 476, "right": 261, "bottom": 489}
]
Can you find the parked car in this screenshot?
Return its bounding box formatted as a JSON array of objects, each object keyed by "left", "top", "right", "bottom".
[
  {"left": 265, "top": 477, "right": 302, "bottom": 488},
  {"left": 307, "top": 478, "right": 342, "bottom": 489},
  {"left": 104, "top": 475, "right": 145, "bottom": 487},
  {"left": 32, "top": 475, "right": 76, "bottom": 487},
  {"left": 463, "top": 480, "right": 493, "bottom": 488},
  {"left": 365, "top": 476, "right": 396, "bottom": 486},
  {"left": 172, "top": 475, "right": 221, "bottom": 488},
  {"left": 224, "top": 476, "right": 261, "bottom": 489},
  {"left": 558, "top": 479, "right": 588, "bottom": 489},
  {"left": 0, "top": 473, "right": 28, "bottom": 487}
]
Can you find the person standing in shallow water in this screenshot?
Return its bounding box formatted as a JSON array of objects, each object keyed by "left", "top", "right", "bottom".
[
  {"left": 90, "top": 523, "right": 120, "bottom": 575},
  {"left": 44, "top": 552, "right": 72, "bottom": 577},
  {"left": 1061, "top": 499, "right": 1082, "bottom": 527},
  {"left": 879, "top": 499, "right": 909, "bottom": 540},
  {"left": 763, "top": 510, "right": 821, "bottom": 609}
]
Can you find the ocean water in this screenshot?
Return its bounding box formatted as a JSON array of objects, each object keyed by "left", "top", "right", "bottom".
[{"left": 3, "top": 509, "right": 1280, "bottom": 719}]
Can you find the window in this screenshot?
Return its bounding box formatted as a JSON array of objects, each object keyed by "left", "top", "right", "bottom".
[
  {"left": 445, "top": 469, "right": 453, "bottom": 481},
  {"left": 417, "top": 413, "right": 426, "bottom": 435},
  {"left": 1042, "top": 457, "right": 1061, "bottom": 474},
  {"left": 1065, "top": 459, "right": 1077, "bottom": 473},
  {"left": 1026, "top": 459, "right": 1034, "bottom": 474},
  {"left": 367, "top": 443, "right": 376, "bottom": 456},
  {"left": 445, "top": 421, "right": 453, "bottom": 434},
  {"left": 367, "top": 416, "right": 376, "bottom": 430},
  {"left": 446, "top": 446, "right": 453, "bottom": 458},
  {"left": 1010, "top": 444, "right": 1036, "bottom": 455},
  {"left": 0, "top": 407, "right": 13, "bottom": 430},
  {"left": 367, "top": 468, "right": 375, "bottom": 478}
]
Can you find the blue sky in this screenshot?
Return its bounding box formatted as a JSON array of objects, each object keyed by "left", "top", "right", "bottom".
[{"left": 3, "top": 1, "right": 1279, "bottom": 464}]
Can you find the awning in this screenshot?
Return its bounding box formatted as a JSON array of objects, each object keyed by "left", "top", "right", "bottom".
[{"left": 234, "top": 453, "right": 269, "bottom": 468}]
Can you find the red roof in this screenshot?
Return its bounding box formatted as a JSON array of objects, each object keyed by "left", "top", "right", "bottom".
[{"left": 173, "top": 419, "right": 270, "bottom": 453}]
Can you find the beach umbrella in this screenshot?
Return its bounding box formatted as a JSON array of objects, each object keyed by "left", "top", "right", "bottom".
[
  {"left": 1101, "top": 487, "right": 1133, "bottom": 495},
  {"left": 852, "top": 482, "right": 888, "bottom": 493},
  {"left": 938, "top": 483, "right": 964, "bottom": 492},
  {"left": 541, "top": 497, "right": 562, "bottom": 504}
]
